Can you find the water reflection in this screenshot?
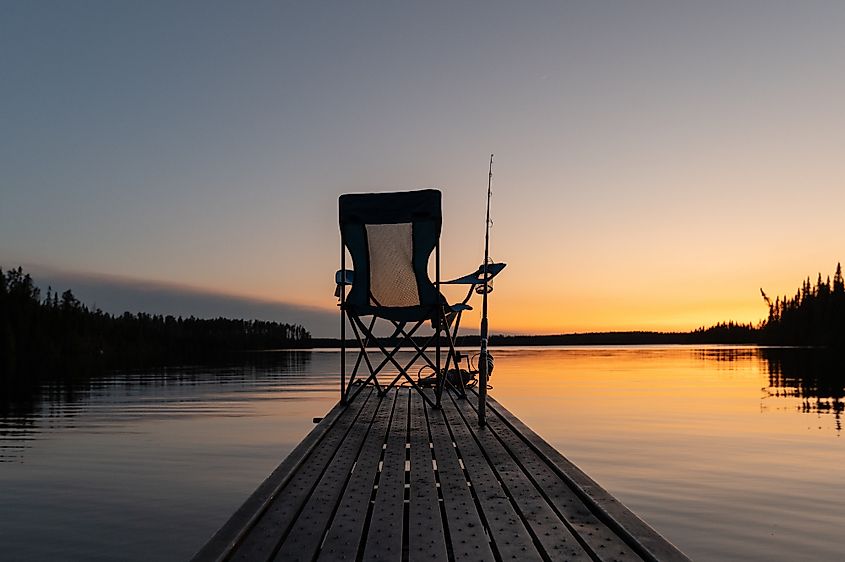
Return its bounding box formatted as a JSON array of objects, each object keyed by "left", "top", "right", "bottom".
[
  {"left": 689, "top": 346, "right": 845, "bottom": 430},
  {"left": 0, "top": 351, "right": 315, "bottom": 463},
  {"left": 761, "top": 348, "right": 845, "bottom": 431},
  {"left": 693, "top": 345, "right": 759, "bottom": 365},
  {"left": 2, "top": 346, "right": 844, "bottom": 561},
  {"left": 487, "top": 346, "right": 845, "bottom": 562}
]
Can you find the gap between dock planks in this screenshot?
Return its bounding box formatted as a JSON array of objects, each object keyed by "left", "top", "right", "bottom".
[{"left": 195, "top": 386, "right": 689, "bottom": 562}]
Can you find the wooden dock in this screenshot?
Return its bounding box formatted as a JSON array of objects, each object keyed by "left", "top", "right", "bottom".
[{"left": 194, "top": 387, "right": 689, "bottom": 561}]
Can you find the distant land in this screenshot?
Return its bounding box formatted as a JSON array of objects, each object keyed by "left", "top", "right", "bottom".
[
  {"left": 309, "top": 323, "right": 758, "bottom": 348},
  {"left": 4, "top": 262, "right": 845, "bottom": 385}
]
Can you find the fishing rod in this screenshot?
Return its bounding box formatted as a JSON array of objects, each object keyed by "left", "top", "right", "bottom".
[{"left": 478, "top": 154, "right": 494, "bottom": 427}]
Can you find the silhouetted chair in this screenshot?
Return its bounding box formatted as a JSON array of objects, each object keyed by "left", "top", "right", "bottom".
[{"left": 335, "top": 189, "right": 505, "bottom": 408}]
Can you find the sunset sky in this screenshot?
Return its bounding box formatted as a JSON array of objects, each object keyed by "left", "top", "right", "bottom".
[{"left": 3, "top": 2, "right": 845, "bottom": 336}]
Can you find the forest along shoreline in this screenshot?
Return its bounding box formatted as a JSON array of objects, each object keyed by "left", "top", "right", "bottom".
[
  {"left": 4, "top": 263, "right": 845, "bottom": 388},
  {"left": 0, "top": 267, "right": 311, "bottom": 389}
]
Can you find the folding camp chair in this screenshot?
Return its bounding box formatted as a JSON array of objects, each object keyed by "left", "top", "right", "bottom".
[{"left": 335, "top": 189, "right": 505, "bottom": 409}]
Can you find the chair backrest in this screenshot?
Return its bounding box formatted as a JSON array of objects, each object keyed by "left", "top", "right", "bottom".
[{"left": 339, "top": 189, "right": 441, "bottom": 320}]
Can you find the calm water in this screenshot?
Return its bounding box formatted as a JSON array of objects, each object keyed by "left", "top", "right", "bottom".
[{"left": 1, "top": 346, "right": 843, "bottom": 561}]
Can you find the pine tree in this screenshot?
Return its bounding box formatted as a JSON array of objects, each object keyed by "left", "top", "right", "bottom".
[{"left": 834, "top": 263, "right": 844, "bottom": 294}]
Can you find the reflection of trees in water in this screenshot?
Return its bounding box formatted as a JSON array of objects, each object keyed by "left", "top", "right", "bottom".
[
  {"left": 0, "top": 407, "right": 36, "bottom": 463},
  {"left": 0, "top": 351, "right": 313, "bottom": 462},
  {"left": 761, "top": 348, "right": 844, "bottom": 431},
  {"left": 3, "top": 351, "right": 313, "bottom": 406},
  {"left": 693, "top": 347, "right": 758, "bottom": 366}
]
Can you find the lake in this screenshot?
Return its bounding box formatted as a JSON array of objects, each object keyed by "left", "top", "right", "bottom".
[{"left": 1, "top": 346, "right": 843, "bottom": 561}]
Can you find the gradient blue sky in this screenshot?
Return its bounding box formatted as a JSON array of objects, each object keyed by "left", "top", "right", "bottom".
[{"left": 3, "top": 2, "right": 845, "bottom": 336}]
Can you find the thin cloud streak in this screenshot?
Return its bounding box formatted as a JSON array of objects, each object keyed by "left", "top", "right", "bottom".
[{"left": 18, "top": 265, "right": 339, "bottom": 337}]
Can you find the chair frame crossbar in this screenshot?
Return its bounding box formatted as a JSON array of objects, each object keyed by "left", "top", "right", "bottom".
[{"left": 337, "top": 190, "right": 504, "bottom": 410}]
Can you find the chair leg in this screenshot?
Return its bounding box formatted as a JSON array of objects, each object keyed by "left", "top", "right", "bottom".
[
  {"left": 352, "top": 319, "right": 441, "bottom": 409},
  {"left": 344, "top": 313, "right": 449, "bottom": 412},
  {"left": 364, "top": 319, "right": 428, "bottom": 388},
  {"left": 340, "top": 306, "right": 346, "bottom": 405},
  {"left": 347, "top": 316, "right": 378, "bottom": 394},
  {"left": 350, "top": 316, "right": 429, "bottom": 395},
  {"left": 450, "top": 311, "right": 465, "bottom": 398},
  {"left": 435, "top": 309, "right": 469, "bottom": 401},
  {"left": 347, "top": 315, "right": 384, "bottom": 396},
  {"left": 435, "top": 311, "right": 442, "bottom": 408}
]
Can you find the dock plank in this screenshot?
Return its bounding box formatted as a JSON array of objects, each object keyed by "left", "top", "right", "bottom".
[
  {"left": 273, "top": 390, "right": 383, "bottom": 561},
  {"left": 362, "top": 388, "right": 409, "bottom": 561},
  {"left": 192, "top": 396, "right": 351, "bottom": 562},
  {"left": 439, "top": 395, "right": 544, "bottom": 561},
  {"left": 483, "top": 393, "right": 690, "bottom": 562},
  {"left": 232, "top": 387, "right": 375, "bottom": 561},
  {"left": 196, "top": 386, "right": 689, "bottom": 562},
  {"left": 424, "top": 390, "right": 495, "bottom": 561},
  {"left": 478, "top": 401, "right": 640, "bottom": 561},
  {"left": 317, "top": 391, "right": 397, "bottom": 561},
  {"left": 450, "top": 393, "right": 591, "bottom": 561},
  {"left": 408, "top": 391, "right": 448, "bottom": 561}
]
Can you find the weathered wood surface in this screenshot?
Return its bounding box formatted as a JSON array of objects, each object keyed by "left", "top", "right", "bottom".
[{"left": 195, "top": 387, "right": 690, "bottom": 562}]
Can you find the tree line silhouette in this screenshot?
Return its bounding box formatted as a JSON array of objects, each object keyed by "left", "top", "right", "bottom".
[
  {"left": 489, "top": 322, "right": 758, "bottom": 346},
  {"left": 6, "top": 259, "right": 844, "bottom": 385},
  {"left": 760, "top": 263, "right": 845, "bottom": 347},
  {"left": 0, "top": 267, "right": 311, "bottom": 383},
  {"left": 310, "top": 321, "right": 759, "bottom": 348}
]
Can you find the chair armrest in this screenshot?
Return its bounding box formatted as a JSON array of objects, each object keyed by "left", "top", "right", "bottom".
[
  {"left": 334, "top": 269, "right": 354, "bottom": 299},
  {"left": 441, "top": 262, "right": 506, "bottom": 285},
  {"left": 335, "top": 269, "right": 355, "bottom": 284}
]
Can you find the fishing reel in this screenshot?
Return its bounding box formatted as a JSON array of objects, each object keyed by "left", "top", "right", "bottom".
[
  {"left": 474, "top": 258, "right": 496, "bottom": 294},
  {"left": 474, "top": 284, "right": 493, "bottom": 295}
]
